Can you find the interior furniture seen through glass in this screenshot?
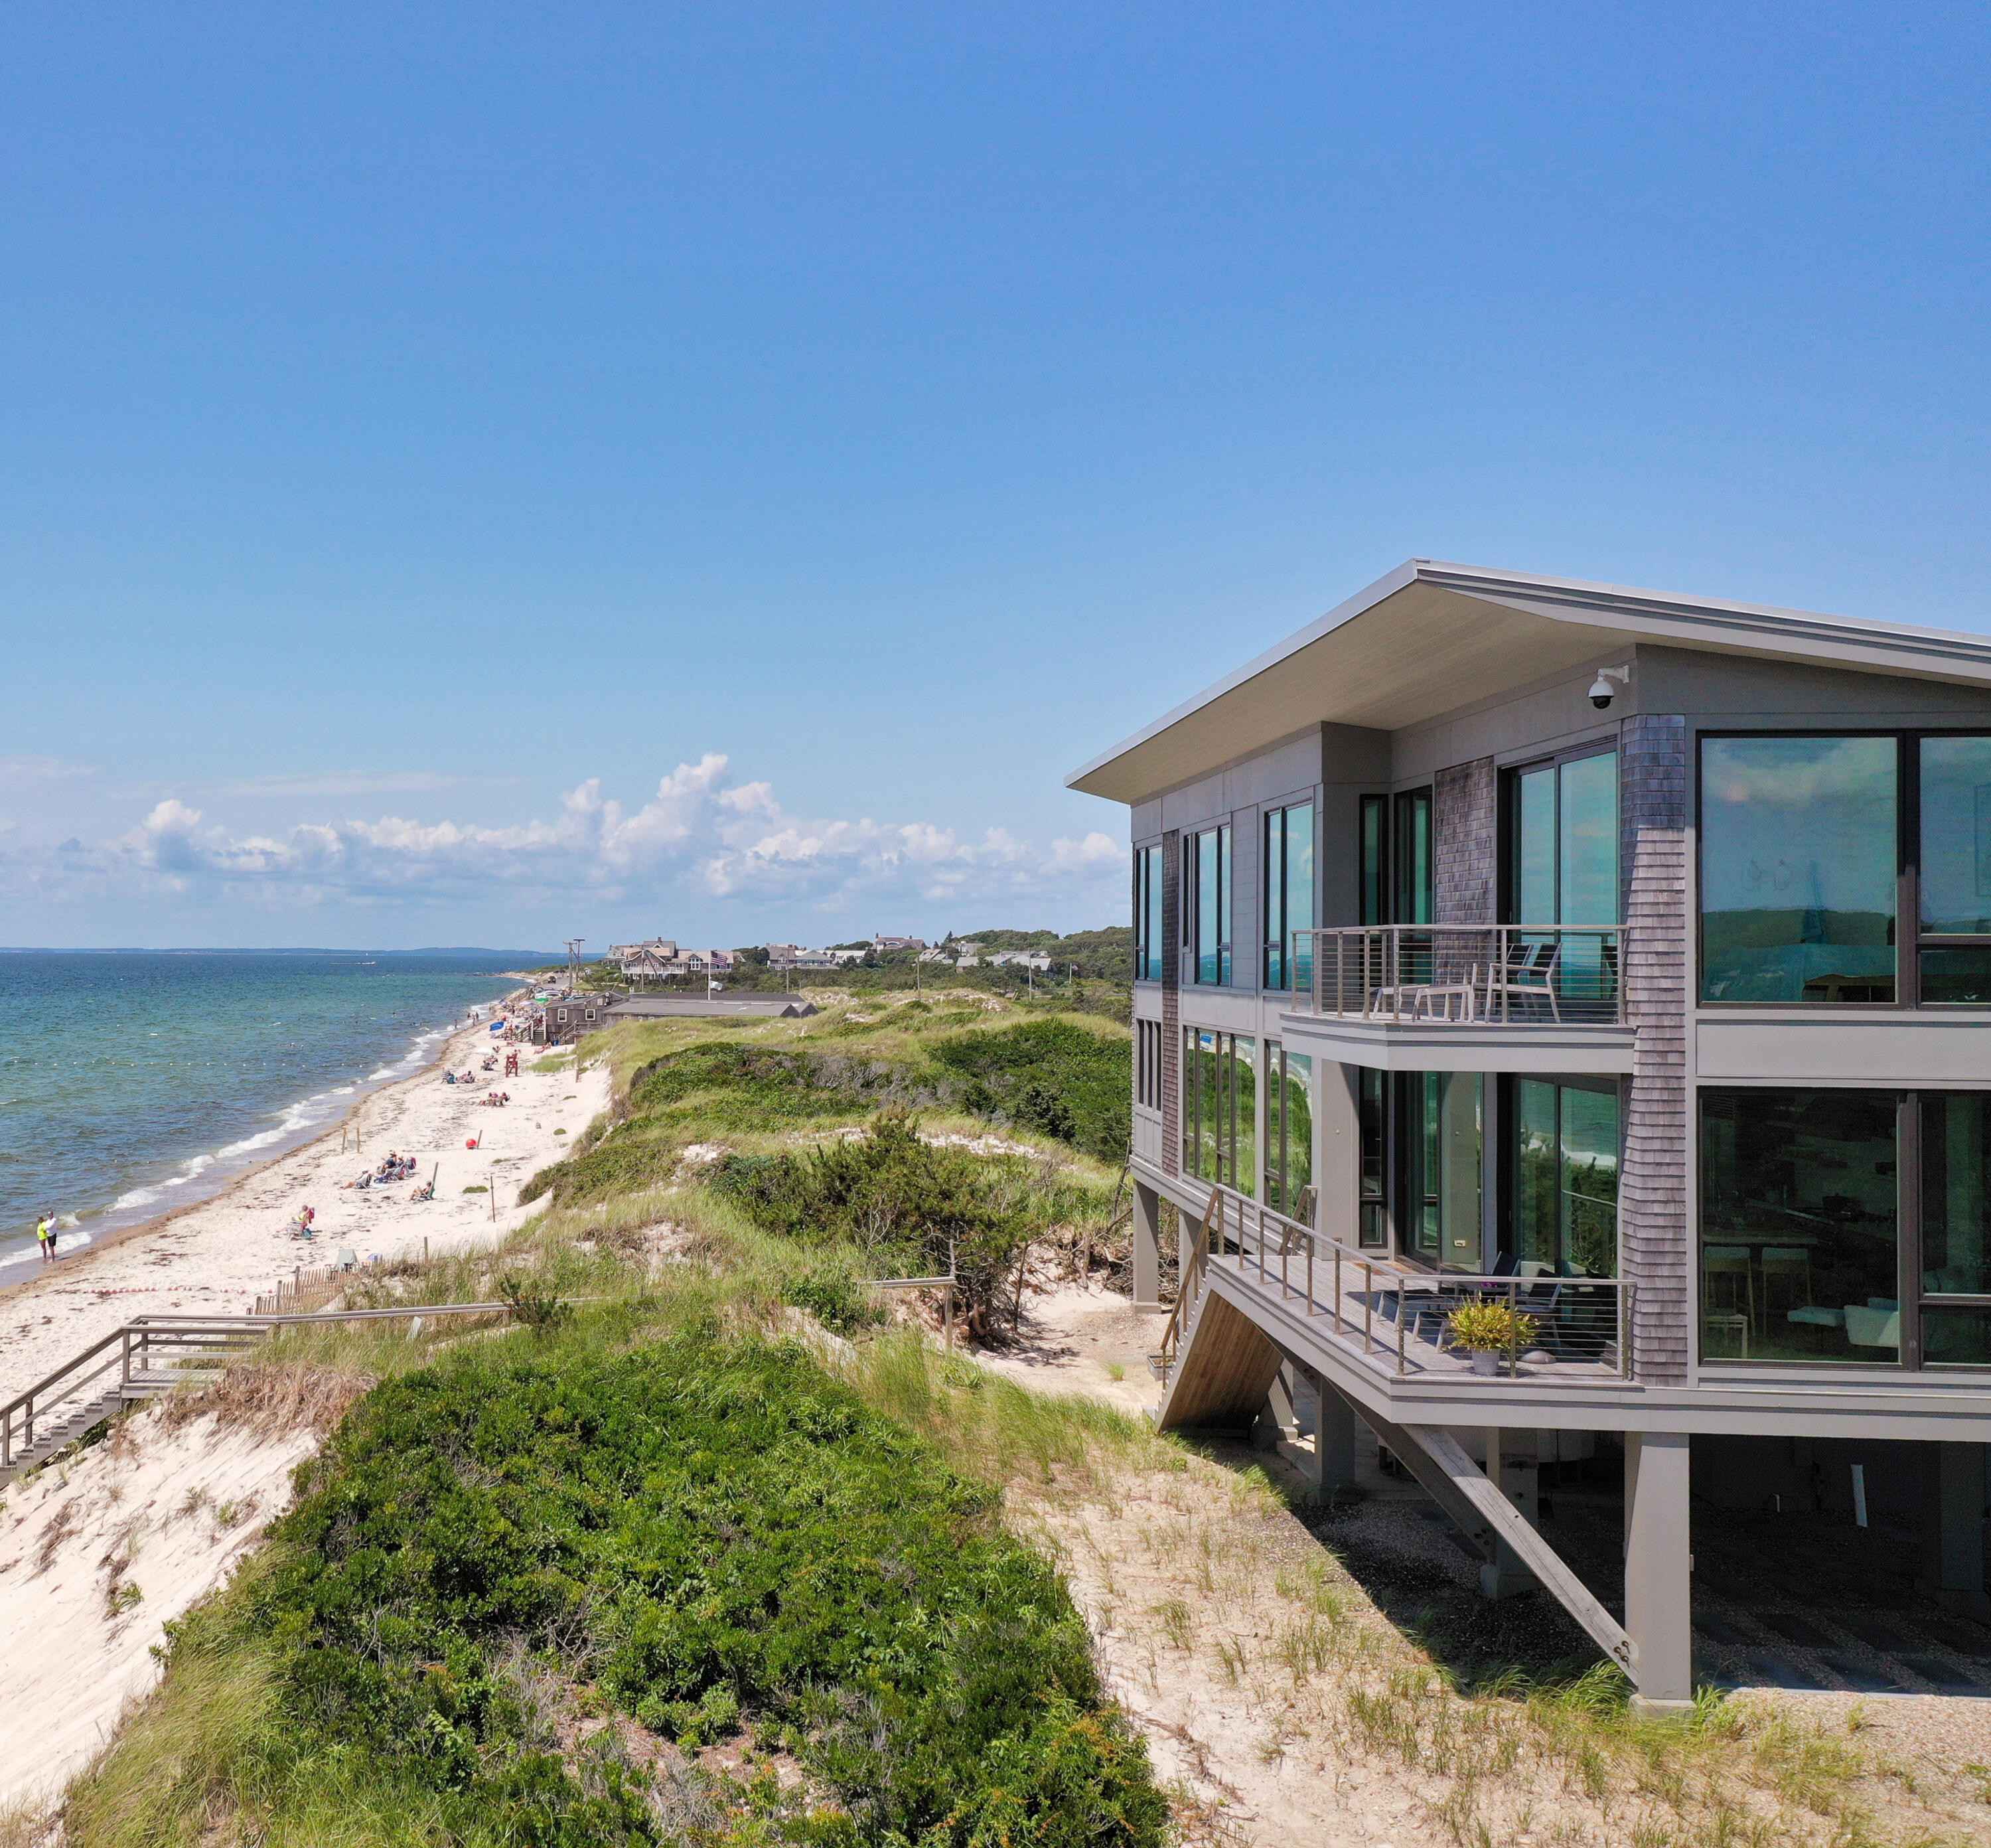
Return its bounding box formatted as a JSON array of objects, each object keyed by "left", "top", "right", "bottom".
[
  {"left": 1264, "top": 1041, "right": 1313, "bottom": 1222},
  {"left": 1262, "top": 803, "right": 1315, "bottom": 990},
  {"left": 1700, "top": 1088, "right": 1899, "bottom": 1362},
  {"left": 1181, "top": 1028, "right": 1254, "bottom": 1195},
  {"left": 1512, "top": 1079, "right": 1620, "bottom": 1277},
  {"left": 1699, "top": 736, "right": 1897, "bottom": 1002}
]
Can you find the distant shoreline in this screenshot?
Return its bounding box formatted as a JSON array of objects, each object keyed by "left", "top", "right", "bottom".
[{"left": 0, "top": 990, "right": 526, "bottom": 1311}]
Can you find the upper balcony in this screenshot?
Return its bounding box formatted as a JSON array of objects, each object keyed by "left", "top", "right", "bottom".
[{"left": 1280, "top": 924, "right": 1637, "bottom": 1072}]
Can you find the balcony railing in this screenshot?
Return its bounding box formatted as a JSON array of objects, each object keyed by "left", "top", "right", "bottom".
[
  {"left": 1297, "top": 924, "right": 1625, "bottom": 1026},
  {"left": 1153, "top": 1180, "right": 1635, "bottom": 1387}
]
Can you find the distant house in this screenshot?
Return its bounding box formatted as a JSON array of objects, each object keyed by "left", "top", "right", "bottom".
[
  {"left": 872, "top": 934, "right": 928, "bottom": 953},
  {"left": 986, "top": 949, "right": 1051, "bottom": 971},
  {"left": 603, "top": 995, "right": 819, "bottom": 1022},
  {"left": 531, "top": 995, "right": 613, "bottom": 1045}
]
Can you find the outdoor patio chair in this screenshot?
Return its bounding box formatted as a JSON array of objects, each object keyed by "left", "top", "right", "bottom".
[
  {"left": 1702, "top": 1245, "right": 1755, "bottom": 1334},
  {"left": 1476, "top": 937, "right": 1562, "bottom": 1022}
]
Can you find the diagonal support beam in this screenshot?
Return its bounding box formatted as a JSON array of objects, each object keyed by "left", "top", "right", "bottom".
[
  {"left": 1345, "top": 1403, "right": 1493, "bottom": 1561},
  {"left": 1403, "top": 1423, "right": 1632, "bottom": 1672}
]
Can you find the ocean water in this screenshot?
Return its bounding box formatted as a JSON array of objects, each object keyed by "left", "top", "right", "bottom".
[{"left": 0, "top": 951, "right": 541, "bottom": 1285}]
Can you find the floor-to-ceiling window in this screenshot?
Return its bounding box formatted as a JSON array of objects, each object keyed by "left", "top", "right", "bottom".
[
  {"left": 1358, "top": 1068, "right": 1388, "bottom": 1248},
  {"left": 1701, "top": 1086, "right": 1991, "bottom": 1369},
  {"left": 1360, "top": 790, "right": 1433, "bottom": 925},
  {"left": 1132, "top": 844, "right": 1163, "bottom": 982},
  {"left": 1404, "top": 1071, "right": 1483, "bottom": 1269},
  {"left": 1264, "top": 1041, "right": 1313, "bottom": 1221},
  {"left": 1350, "top": 1068, "right": 1481, "bottom": 1266},
  {"left": 1181, "top": 1028, "right": 1254, "bottom": 1194},
  {"left": 1511, "top": 1078, "right": 1620, "bottom": 1278},
  {"left": 1185, "top": 824, "right": 1232, "bottom": 985},
  {"left": 1262, "top": 803, "right": 1315, "bottom": 991},
  {"left": 1507, "top": 747, "right": 1619, "bottom": 1006},
  {"left": 1700, "top": 1089, "right": 1899, "bottom": 1362}
]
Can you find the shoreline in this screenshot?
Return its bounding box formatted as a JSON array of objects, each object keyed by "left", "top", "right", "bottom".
[
  {"left": 0, "top": 1004, "right": 502, "bottom": 1319},
  {"left": 0, "top": 1001, "right": 612, "bottom": 1399}
]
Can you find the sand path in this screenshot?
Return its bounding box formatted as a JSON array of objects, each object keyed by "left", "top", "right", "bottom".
[{"left": 0, "top": 1018, "right": 610, "bottom": 1403}]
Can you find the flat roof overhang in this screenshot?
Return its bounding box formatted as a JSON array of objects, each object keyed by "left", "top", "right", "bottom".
[
  {"left": 1278, "top": 1009, "right": 1637, "bottom": 1075},
  {"left": 1069, "top": 560, "right": 1991, "bottom": 805}
]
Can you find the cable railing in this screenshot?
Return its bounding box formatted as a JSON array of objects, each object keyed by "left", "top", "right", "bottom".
[
  {"left": 1155, "top": 1180, "right": 1635, "bottom": 1384},
  {"left": 1297, "top": 924, "right": 1625, "bottom": 1025}
]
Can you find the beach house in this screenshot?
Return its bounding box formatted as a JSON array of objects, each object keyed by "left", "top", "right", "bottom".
[{"left": 1072, "top": 559, "right": 1991, "bottom": 1712}]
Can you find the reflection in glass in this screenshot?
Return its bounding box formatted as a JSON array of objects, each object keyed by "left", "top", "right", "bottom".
[
  {"left": 1262, "top": 805, "right": 1314, "bottom": 990},
  {"left": 1361, "top": 797, "right": 1387, "bottom": 925},
  {"left": 1513, "top": 1080, "right": 1619, "bottom": 1276},
  {"left": 1394, "top": 791, "right": 1432, "bottom": 924},
  {"left": 1923, "top": 1093, "right": 1991, "bottom": 1295},
  {"left": 1700, "top": 737, "right": 1896, "bottom": 1002},
  {"left": 1264, "top": 1043, "right": 1313, "bottom": 1218},
  {"left": 1923, "top": 1306, "right": 1991, "bottom": 1367},
  {"left": 1516, "top": 769, "right": 1556, "bottom": 927},
  {"left": 1700, "top": 1089, "right": 1899, "bottom": 1363},
  {"left": 1192, "top": 825, "right": 1232, "bottom": 985},
  {"left": 1920, "top": 737, "right": 1991, "bottom": 935},
  {"left": 1920, "top": 949, "right": 1991, "bottom": 1004},
  {"left": 1179, "top": 1028, "right": 1254, "bottom": 1195},
  {"left": 1406, "top": 1071, "right": 1481, "bottom": 1269},
  {"left": 1358, "top": 1067, "right": 1387, "bottom": 1247},
  {"left": 1134, "top": 846, "right": 1163, "bottom": 982},
  {"left": 1560, "top": 753, "right": 1619, "bottom": 925}
]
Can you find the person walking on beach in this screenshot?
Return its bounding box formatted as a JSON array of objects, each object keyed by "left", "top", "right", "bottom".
[{"left": 35, "top": 1212, "right": 54, "bottom": 1261}]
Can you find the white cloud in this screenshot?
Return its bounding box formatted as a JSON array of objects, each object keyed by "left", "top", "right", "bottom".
[{"left": 9, "top": 755, "right": 1126, "bottom": 920}]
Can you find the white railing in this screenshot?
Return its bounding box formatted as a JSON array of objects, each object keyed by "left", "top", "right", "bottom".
[
  {"left": 1297, "top": 924, "right": 1625, "bottom": 1026},
  {"left": 1155, "top": 1180, "right": 1634, "bottom": 1383}
]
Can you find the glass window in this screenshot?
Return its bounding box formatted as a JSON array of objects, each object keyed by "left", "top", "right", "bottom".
[
  {"left": 1923, "top": 1307, "right": 1991, "bottom": 1367},
  {"left": 1700, "top": 737, "right": 1897, "bottom": 1003},
  {"left": 1512, "top": 1080, "right": 1619, "bottom": 1277},
  {"left": 1180, "top": 1028, "right": 1253, "bottom": 1194},
  {"left": 1922, "top": 1093, "right": 1991, "bottom": 1295},
  {"left": 1920, "top": 949, "right": 1991, "bottom": 1004},
  {"left": 1393, "top": 791, "right": 1432, "bottom": 924},
  {"left": 1361, "top": 796, "right": 1388, "bottom": 925},
  {"left": 1920, "top": 737, "right": 1991, "bottom": 936},
  {"left": 1700, "top": 1089, "right": 1899, "bottom": 1363},
  {"left": 1264, "top": 1043, "right": 1313, "bottom": 1219},
  {"left": 1132, "top": 845, "right": 1163, "bottom": 982},
  {"left": 1511, "top": 753, "right": 1619, "bottom": 926},
  {"left": 1190, "top": 824, "right": 1232, "bottom": 985},
  {"left": 1404, "top": 1071, "right": 1482, "bottom": 1269},
  {"left": 1262, "top": 803, "right": 1315, "bottom": 990},
  {"left": 1358, "top": 1067, "right": 1387, "bottom": 1247}
]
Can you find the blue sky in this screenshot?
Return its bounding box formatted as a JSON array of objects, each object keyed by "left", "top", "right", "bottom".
[{"left": 5, "top": 3, "right": 1990, "bottom": 949}]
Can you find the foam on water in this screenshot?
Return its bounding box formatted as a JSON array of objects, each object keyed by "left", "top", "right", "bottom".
[{"left": 0, "top": 951, "right": 533, "bottom": 1279}]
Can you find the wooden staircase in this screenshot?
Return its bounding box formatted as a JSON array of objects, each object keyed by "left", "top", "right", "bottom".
[{"left": 0, "top": 1300, "right": 522, "bottom": 1489}]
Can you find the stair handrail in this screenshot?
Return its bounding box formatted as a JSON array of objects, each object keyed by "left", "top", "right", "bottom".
[
  {"left": 1151, "top": 1187, "right": 1222, "bottom": 1374},
  {"left": 1, "top": 1300, "right": 528, "bottom": 1472}
]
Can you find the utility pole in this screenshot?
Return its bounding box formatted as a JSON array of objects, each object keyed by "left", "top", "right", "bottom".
[{"left": 565, "top": 937, "right": 583, "bottom": 994}]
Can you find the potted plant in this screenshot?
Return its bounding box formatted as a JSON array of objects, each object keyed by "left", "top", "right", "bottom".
[{"left": 1446, "top": 1300, "right": 1539, "bottom": 1376}]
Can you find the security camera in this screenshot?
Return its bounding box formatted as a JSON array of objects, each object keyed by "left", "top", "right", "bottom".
[{"left": 1587, "top": 665, "right": 1631, "bottom": 710}]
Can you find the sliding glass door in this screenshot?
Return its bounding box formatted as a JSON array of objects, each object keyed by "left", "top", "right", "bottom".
[{"left": 1512, "top": 1078, "right": 1621, "bottom": 1278}]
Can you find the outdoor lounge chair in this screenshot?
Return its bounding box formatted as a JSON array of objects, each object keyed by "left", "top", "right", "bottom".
[{"left": 1476, "top": 937, "right": 1562, "bottom": 1022}]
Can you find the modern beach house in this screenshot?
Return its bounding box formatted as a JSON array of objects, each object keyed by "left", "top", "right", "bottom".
[{"left": 1071, "top": 560, "right": 1991, "bottom": 1713}]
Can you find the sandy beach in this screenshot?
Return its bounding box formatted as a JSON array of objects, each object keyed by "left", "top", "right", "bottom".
[{"left": 0, "top": 1008, "right": 611, "bottom": 1403}]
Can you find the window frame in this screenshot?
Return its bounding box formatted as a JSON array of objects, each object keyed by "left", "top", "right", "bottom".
[
  {"left": 1260, "top": 797, "right": 1316, "bottom": 991},
  {"left": 1185, "top": 822, "right": 1234, "bottom": 986},
  {"left": 1694, "top": 728, "right": 1991, "bottom": 1010},
  {"left": 1359, "top": 788, "right": 1433, "bottom": 926},
  {"left": 1132, "top": 843, "right": 1163, "bottom": 983},
  {"left": 1499, "top": 741, "right": 1622, "bottom": 927}
]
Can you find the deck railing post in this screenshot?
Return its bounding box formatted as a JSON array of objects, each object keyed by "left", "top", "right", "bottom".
[
  {"left": 1363, "top": 1262, "right": 1373, "bottom": 1355},
  {"left": 1396, "top": 1292, "right": 1406, "bottom": 1375}
]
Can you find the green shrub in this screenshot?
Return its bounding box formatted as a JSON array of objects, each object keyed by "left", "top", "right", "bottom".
[
  {"left": 88, "top": 1330, "right": 1165, "bottom": 1847},
  {"left": 928, "top": 1020, "right": 1131, "bottom": 1162}
]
